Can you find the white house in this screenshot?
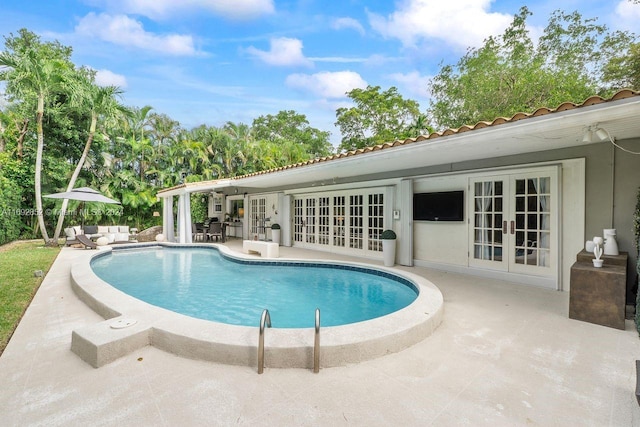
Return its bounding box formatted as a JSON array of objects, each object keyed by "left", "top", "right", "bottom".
[{"left": 157, "top": 89, "right": 640, "bottom": 300}]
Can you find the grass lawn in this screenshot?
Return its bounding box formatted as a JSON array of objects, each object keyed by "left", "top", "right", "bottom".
[{"left": 0, "top": 240, "right": 60, "bottom": 355}]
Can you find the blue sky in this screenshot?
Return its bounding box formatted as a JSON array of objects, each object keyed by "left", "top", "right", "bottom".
[{"left": 1, "top": 0, "right": 639, "bottom": 144}]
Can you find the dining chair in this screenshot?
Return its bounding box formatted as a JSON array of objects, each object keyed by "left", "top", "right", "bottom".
[{"left": 207, "top": 222, "right": 223, "bottom": 242}]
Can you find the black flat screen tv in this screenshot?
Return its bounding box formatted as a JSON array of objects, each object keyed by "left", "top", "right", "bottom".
[{"left": 413, "top": 191, "right": 464, "bottom": 221}]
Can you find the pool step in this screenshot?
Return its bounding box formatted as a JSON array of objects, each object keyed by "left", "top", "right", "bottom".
[{"left": 71, "top": 315, "right": 151, "bottom": 368}]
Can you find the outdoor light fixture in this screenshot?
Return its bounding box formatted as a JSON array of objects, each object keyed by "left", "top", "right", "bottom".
[
  {"left": 595, "top": 127, "right": 610, "bottom": 141},
  {"left": 580, "top": 124, "right": 640, "bottom": 155},
  {"left": 582, "top": 125, "right": 612, "bottom": 143}
]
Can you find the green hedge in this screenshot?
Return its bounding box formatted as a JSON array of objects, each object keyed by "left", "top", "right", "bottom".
[
  {"left": 0, "top": 175, "right": 23, "bottom": 245},
  {"left": 636, "top": 254, "right": 640, "bottom": 335},
  {"left": 635, "top": 188, "right": 640, "bottom": 335}
]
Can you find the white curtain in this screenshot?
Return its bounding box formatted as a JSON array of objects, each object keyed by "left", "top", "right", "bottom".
[
  {"left": 533, "top": 177, "right": 550, "bottom": 267},
  {"left": 475, "top": 182, "right": 493, "bottom": 260}
]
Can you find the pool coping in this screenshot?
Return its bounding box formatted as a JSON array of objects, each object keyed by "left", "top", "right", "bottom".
[{"left": 69, "top": 242, "right": 444, "bottom": 370}]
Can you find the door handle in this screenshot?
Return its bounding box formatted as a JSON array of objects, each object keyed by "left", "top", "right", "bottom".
[{"left": 510, "top": 220, "right": 515, "bottom": 235}]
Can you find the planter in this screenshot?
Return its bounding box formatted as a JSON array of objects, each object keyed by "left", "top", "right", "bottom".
[
  {"left": 272, "top": 229, "right": 281, "bottom": 245},
  {"left": 382, "top": 239, "right": 396, "bottom": 267}
]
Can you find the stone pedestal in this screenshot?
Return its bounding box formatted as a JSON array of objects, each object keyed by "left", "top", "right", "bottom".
[{"left": 569, "top": 250, "right": 627, "bottom": 330}]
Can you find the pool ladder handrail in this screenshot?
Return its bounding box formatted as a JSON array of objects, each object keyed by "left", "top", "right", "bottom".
[
  {"left": 314, "top": 308, "right": 320, "bottom": 373},
  {"left": 257, "top": 308, "right": 321, "bottom": 374},
  {"left": 257, "top": 309, "right": 271, "bottom": 374}
]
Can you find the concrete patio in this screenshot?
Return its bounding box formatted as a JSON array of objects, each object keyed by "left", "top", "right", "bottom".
[{"left": 1, "top": 241, "right": 639, "bottom": 426}]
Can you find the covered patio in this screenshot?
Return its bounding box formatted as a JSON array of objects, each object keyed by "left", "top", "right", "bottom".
[{"left": 0, "top": 241, "right": 638, "bottom": 425}]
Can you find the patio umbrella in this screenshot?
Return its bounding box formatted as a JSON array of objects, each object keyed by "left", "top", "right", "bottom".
[{"left": 44, "top": 187, "right": 121, "bottom": 226}]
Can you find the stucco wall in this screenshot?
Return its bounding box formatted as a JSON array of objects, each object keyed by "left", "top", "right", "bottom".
[
  {"left": 413, "top": 175, "right": 468, "bottom": 266},
  {"left": 409, "top": 138, "right": 640, "bottom": 299},
  {"left": 412, "top": 159, "right": 583, "bottom": 290},
  {"left": 612, "top": 138, "right": 640, "bottom": 302}
]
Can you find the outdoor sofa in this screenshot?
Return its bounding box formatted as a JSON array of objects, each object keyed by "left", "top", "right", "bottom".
[{"left": 64, "top": 225, "right": 134, "bottom": 246}]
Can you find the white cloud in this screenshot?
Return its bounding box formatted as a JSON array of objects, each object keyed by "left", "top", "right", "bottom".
[
  {"left": 613, "top": 1, "right": 640, "bottom": 31},
  {"left": 75, "top": 13, "right": 198, "bottom": 56},
  {"left": 389, "top": 71, "right": 431, "bottom": 99},
  {"left": 285, "top": 71, "right": 367, "bottom": 99},
  {"left": 368, "top": 0, "right": 513, "bottom": 50},
  {"left": 308, "top": 56, "right": 368, "bottom": 63},
  {"left": 332, "top": 17, "right": 365, "bottom": 35},
  {"left": 95, "top": 69, "right": 128, "bottom": 88},
  {"left": 245, "top": 37, "right": 313, "bottom": 67},
  {"left": 88, "top": 0, "right": 275, "bottom": 20}
]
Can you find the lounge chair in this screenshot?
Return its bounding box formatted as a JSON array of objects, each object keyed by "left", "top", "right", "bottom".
[{"left": 76, "top": 234, "right": 97, "bottom": 249}]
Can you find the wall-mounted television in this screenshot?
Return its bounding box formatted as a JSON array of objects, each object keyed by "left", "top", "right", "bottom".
[{"left": 413, "top": 191, "right": 464, "bottom": 222}]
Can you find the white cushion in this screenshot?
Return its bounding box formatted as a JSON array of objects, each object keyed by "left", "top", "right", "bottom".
[
  {"left": 96, "top": 237, "right": 109, "bottom": 246},
  {"left": 104, "top": 233, "right": 116, "bottom": 243},
  {"left": 108, "top": 226, "right": 119, "bottom": 233},
  {"left": 119, "top": 225, "right": 129, "bottom": 233},
  {"left": 64, "top": 227, "right": 76, "bottom": 238},
  {"left": 114, "top": 232, "right": 129, "bottom": 241},
  {"left": 98, "top": 226, "right": 109, "bottom": 234},
  {"left": 73, "top": 225, "right": 82, "bottom": 235}
]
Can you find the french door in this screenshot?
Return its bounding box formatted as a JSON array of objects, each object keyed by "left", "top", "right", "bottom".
[
  {"left": 469, "top": 167, "right": 558, "bottom": 279},
  {"left": 293, "top": 189, "right": 386, "bottom": 255}
]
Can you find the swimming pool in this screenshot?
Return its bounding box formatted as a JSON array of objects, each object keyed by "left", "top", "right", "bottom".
[
  {"left": 70, "top": 243, "right": 444, "bottom": 369},
  {"left": 90, "top": 246, "right": 418, "bottom": 328}
]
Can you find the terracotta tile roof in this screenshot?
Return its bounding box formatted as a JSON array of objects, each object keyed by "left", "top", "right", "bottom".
[{"left": 159, "top": 89, "right": 639, "bottom": 194}]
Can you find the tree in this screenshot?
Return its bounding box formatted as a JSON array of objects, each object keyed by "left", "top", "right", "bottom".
[
  {"left": 427, "top": 7, "right": 637, "bottom": 129},
  {"left": 335, "top": 85, "right": 421, "bottom": 151},
  {"left": 406, "top": 114, "right": 433, "bottom": 138},
  {"left": 52, "top": 68, "right": 127, "bottom": 243},
  {"left": 603, "top": 42, "right": 640, "bottom": 90},
  {"left": 0, "top": 29, "right": 74, "bottom": 244},
  {"left": 252, "top": 110, "right": 333, "bottom": 158},
  {"left": 122, "top": 105, "right": 154, "bottom": 180}
]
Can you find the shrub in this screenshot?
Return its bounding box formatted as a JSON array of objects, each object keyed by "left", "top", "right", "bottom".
[
  {"left": 634, "top": 187, "right": 640, "bottom": 335},
  {"left": 635, "top": 187, "right": 640, "bottom": 254},
  {"left": 380, "top": 229, "right": 397, "bottom": 239},
  {"left": 190, "top": 193, "right": 208, "bottom": 223},
  {"left": 636, "top": 256, "right": 640, "bottom": 336},
  {"left": 0, "top": 175, "right": 23, "bottom": 245}
]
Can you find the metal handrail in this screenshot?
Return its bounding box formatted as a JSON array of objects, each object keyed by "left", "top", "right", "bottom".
[
  {"left": 258, "top": 309, "right": 271, "bottom": 374},
  {"left": 314, "top": 308, "right": 320, "bottom": 373}
]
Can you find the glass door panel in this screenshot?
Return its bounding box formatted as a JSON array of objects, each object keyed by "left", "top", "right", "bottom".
[
  {"left": 509, "top": 174, "right": 554, "bottom": 274},
  {"left": 305, "top": 198, "right": 316, "bottom": 244},
  {"left": 470, "top": 177, "right": 508, "bottom": 271},
  {"left": 293, "top": 198, "right": 304, "bottom": 243},
  {"left": 333, "top": 196, "right": 345, "bottom": 247}
]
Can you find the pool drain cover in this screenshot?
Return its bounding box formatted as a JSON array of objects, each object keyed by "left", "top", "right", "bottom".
[{"left": 110, "top": 318, "right": 138, "bottom": 329}]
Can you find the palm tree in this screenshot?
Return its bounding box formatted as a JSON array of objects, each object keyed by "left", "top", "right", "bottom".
[
  {"left": 0, "top": 30, "right": 72, "bottom": 244},
  {"left": 121, "top": 105, "right": 154, "bottom": 180},
  {"left": 406, "top": 114, "right": 432, "bottom": 138},
  {"left": 52, "top": 69, "right": 127, "bottom": 242}
]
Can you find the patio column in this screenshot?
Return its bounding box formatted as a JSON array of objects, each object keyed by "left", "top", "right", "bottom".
[
  {"left": 162, "top": 196, "right": 175, "bottom": 242},
  {"left": 177, "top": 194, "right": 193, "bottom": 244}
]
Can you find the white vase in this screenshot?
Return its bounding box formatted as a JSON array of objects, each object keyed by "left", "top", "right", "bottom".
[
  {"left": 272, "top": 229, "right": 281, "bottom": 245},
  {"left": 603, "top": 229, "right": 619, "bottom": 256},
  {"left": 382, "top": 239, "right": 396, "bottom": 267},
  {"left": 585, "top": 240, "right": 595, "bottom": 252}
]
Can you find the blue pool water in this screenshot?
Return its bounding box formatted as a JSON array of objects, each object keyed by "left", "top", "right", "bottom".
[{"left": 90, "top": 246, "right": 418, "bottom": 328}]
